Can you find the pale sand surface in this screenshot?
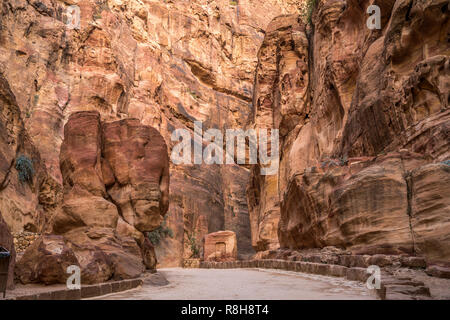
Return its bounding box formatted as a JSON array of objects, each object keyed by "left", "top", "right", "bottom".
[{"left": 96, "top": 268, "right": 378, "bottom": 300}]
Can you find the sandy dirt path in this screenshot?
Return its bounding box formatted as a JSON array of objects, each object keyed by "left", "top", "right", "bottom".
[{"left": 96, "top": 268, "right": 377, "bottom": 300}]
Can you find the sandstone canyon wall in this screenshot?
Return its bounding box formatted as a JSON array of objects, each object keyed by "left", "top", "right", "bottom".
[
  {"left": 0, "top": 0, "right": 448, "bottom": 279},
  {"left": 248, "top": 0, "right": 450, "bottom": 265},
  {"left": 0, "top": 0, "right": 305, "bottom": 268}
]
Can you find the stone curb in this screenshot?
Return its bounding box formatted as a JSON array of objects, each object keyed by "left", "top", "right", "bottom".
[
  {"left": 199, "top": 259, "right": 380, "bottom": 296},
  {"left": 199, "top": 259, "right": 435, "bottom": 300},
  {"left": 10, "top": 278, "right": 143, "bottom": 300},
  {"left": 200, "top": 259, "right": 370, "bottom": 281}
]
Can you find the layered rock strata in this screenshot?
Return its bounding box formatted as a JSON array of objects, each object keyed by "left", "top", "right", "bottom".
[
  {"left": 247, "top": 0, "right": 450, "bottom": 266},
  {"left": 0, "top": 0, "right": 307, "bottom": 266}
]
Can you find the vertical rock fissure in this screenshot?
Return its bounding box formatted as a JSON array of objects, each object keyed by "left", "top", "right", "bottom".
[
  {"left": 404, "top": 170, "right": 416, "bottom": 255},
  {"left": 0, "top": 158, "right": 15, "bottom": 192}
]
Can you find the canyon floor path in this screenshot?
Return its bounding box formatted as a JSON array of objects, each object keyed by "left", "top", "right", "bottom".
[{"left": 95, "top": 268, "right": 377, "bottom": 300}]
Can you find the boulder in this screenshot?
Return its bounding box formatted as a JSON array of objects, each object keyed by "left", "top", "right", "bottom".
[
  {"left": 64, "top": 227, "right": 145, "bottom": 281},
  {"left": 16, "top": 111, "right": 170, "bottom": 284},
  {"left": 55, "top": 111, "right": 169, "bottom": 235},
  {"left": 15, "top": 235, "right": 78, "bottom": 285},
  {"left": 54, "top": 111, "right": 119, "bottom": 233},
  {"left": 141, "top": 237, "right": 157, "bottom": 271}
]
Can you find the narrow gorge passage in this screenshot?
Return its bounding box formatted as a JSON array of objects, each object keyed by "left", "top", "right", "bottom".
[{"left": 96, "top": 269, "right": 376, "bottom": 300}]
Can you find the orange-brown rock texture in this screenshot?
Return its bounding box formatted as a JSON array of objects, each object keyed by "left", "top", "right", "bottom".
[
  {"left": 0, "top": 0, "right": 449, "bottom": 285},
  {"left": 15, "top": 111, "right": 168, "bottom": 284},
  {"left": 248, "top": 0, "right": 449, "bottom": 266},
  {"left": 0, "top": 71, "right": 61, "bottom": 235},
  {"left": 0, "top": 0, "right": 307, "bottom": 268}
]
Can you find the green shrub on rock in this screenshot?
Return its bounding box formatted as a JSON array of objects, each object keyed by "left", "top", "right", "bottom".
[
  {"left": 147, "top": 215, "right": 174, "bottom": 245},
  {"left": 15, "top": 155, "right": 34, "bottom": 183}
]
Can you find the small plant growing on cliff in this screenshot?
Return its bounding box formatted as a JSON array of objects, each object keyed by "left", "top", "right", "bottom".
[
  {"left": 339, "top": 155, "right": 348, "bottom": 166},
  {"left": 300, "top": 0, "right": 319, "bottom": 24},
  {"left": 442, "top": 160, "right": 450, "bottom": 166},
  {"left": 147, "top": 215, "right": 174, "bottom": 245},
  {"left": 187, "top": 232, "right": 200, "bottom": 258},
  {"left": 16, "top": 155, "right": 34, "bottom": 183}
]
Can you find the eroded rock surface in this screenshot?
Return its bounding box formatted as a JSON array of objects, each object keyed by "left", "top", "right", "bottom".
[
  {"left": 0, "top": 0, "right": 308, "bottom": 266},
  {"left": 248, "top": 0, "right": 450, "bottom": 265},
  {"left": 15, "top": 111, "right": 167, "bottom": 284},
  {"left": 15, "top": 235, "right": 78, "bottom": 285},
  {"left": 0, "top": 73, "right": 60, "bottom": 235}
]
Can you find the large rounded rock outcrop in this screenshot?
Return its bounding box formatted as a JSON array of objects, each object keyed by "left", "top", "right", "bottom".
[{"left": 16, "top": 111, "right": 169, "bottom": 284}]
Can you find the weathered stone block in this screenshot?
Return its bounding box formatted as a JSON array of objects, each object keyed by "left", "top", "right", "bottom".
[
  {"left": 287, "top": 261, "right": 296, "bottom": 271},
  {"left": 36, "top": 292, "right": 53, "bottom": 300},
  {"left": 346, "top": 267, "right": 369, "bottom": 282},
  {"left": 81, "top": 285, "right": 101, "bottom": 299},
  {"left": 401, "top": 257, "right": 427, "bottom": 269},
  {"left": 100, "top": 283, "right": 112, "bottom": 296},
  {"left": 204, "top": 231, "right": 237, "bottom": 262},
  {"left": 51, "top": 289, "right": 68, "bottom": 300},
  {"left": 425, "top": 265, "right": 450, "bottom": 279},
  {"left": 111, "top": 281, "right": 121, "bottom": 293},
  {"left": 329, "top": 265, "right": 348, "bottom": 277},
  {"left": 367, "top": 254, "right": 393, "bottom": 267}
]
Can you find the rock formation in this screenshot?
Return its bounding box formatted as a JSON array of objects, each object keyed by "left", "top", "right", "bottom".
[
  {"left": 0, "top": 0, "right": 448, "bottom": 288},
  {"left": 15, "top": 111, "right": 168, "bottom": 284},
  {"left": 15, "top": 235, "right": 79, "bottom": 285},
  {"left": 0, "top": 0, "right": 308, "bottom": 266},
  {"left": 248, "top": 0, "right": 450, "bottom": 266},
  {"left": 0, "top": 72, "right": 60, "bottom": 235},
  {"left": 0, "top": 212, "right": 15, "bottom": 289}
]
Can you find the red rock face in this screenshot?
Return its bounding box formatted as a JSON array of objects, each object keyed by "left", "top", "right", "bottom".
[
  {"left": 0, "top": 0, "right": 448, "bottom": 271},
  {"left": 141, "top": 237, "right": 157, "bottom": 270},
  {"left": 0, "top": 73, "right": 61, "bottom": 235},
  {"left": 56, "top": 111, "right": 118, "bottom": 234},
  {"left": 56, "top": 111, "right": 169, "bottom": 235},
  {"left": 248, "top": 0, "right": 450, "bottom": 264},
  {"left": 103, "top": 119, "right": 169, "bottom": 232},
  {"left": 247, "top": 15, "right": 308, "bottom": 252},
  {"left": 0, "top": 0, "right": 307, "bottom": 266},
  {"left": 15, "top": 111, "right": 168, "bottom": 284},
  {"left": 15, "top": 235, "right": 78, "bottom": 285}
]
